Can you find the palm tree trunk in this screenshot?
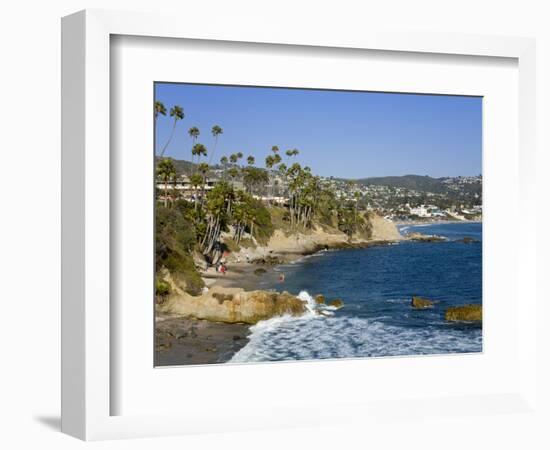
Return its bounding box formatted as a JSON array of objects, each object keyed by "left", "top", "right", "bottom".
[
  {"left": 159, "top": 119, "right": 177, "bottom": 157},
  {"left": 208, "top": 137, "right": 218, "bottom": 165}
]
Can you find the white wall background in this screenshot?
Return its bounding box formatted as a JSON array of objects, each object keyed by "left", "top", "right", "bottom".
[{"left": 0, "top": 1, "right": 548, "bottom": 448}]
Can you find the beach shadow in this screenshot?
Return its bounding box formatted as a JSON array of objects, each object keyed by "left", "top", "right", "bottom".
[{"left": 34, "top": 415, "right": 61, "bottom": 431}]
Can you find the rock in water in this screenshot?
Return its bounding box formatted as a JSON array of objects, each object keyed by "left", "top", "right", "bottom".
[
  {"left": 411, "top": 296, "right": 434, "bottom": 309},
  {"left": 328, "top": 299, "right": 344, "bottom": 308},
  {"left": 407, "top": 232, "right": 446, "bottom": 242},
  {"left": 455, "top": 237, "right": 478, "bottom": 244},
  {"left": 315, "top": 294, "right": 325, "bottom": 304},
  {"left": 445, "top": 304, "right": 482, "bottom": 321}
]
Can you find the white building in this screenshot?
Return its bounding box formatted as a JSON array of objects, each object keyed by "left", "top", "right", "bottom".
[{"left": 409, "top": 204, "right": 430, "bottom": 217}]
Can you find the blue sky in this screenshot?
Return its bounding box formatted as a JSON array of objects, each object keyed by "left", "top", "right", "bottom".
[{"left": 155, "top": 83, "right": 482, "bottom": 179}]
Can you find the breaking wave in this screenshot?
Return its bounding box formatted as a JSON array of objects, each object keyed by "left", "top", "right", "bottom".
[{"left": 229, "top": 290, "right": 482, "bottom": 364}]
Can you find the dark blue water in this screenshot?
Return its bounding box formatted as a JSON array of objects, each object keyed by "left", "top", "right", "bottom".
[{"left": 230, "top": 222, "right": 482, "bottom": 363}]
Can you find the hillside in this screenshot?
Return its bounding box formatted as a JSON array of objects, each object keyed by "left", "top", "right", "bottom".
[{"left": 355, "top": 175, "right": 447, "bottom": 192}]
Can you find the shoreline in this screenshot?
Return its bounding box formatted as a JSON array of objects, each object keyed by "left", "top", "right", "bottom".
[
  {"left": 155, "top": 220, "right": 481, "bottom": 365},
  {"left": 394, "top": 218, "right": 482, "bottom": 226},
  {"left": 155, "top": 314, "right": 250, "bottom": 365}
]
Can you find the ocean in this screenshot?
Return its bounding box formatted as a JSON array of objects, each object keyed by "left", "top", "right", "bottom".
[{"left": 230, "top": 222, "right": 483, "bottom": 363}]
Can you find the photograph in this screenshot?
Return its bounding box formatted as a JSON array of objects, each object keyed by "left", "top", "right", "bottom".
[{"left": 153, "top": 83, "right": 483, "bottom": 366}]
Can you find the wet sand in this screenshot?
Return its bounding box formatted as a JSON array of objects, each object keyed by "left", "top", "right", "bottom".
[
  {"left": 155, "top": 315, "right": 251, "bottom": 366},
  {"left": 201, "top": 259, "right": 287, "bottom": 290}
]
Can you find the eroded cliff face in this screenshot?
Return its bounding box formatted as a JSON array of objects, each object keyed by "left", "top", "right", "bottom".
[
  {"left": 157, "top": 285, "right": 307, "bottom": 324},
  {"left": 230, "top": 213, "right": 403, "bottom": 262},
  {"left": 368, "top": 214, "right": 403, "bottom": 241}
]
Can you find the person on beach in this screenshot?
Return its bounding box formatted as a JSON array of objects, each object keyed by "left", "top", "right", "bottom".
[{"left": 279, "top": 273, "right": 285, "bottom": 283}]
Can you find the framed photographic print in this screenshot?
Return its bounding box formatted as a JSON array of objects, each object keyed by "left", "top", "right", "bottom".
[
  {"left": 62, "top": 9, "right": 538, "bottom": 440},
  {"left": 152, "top": 82, "right": 483, "bottom": 367}
]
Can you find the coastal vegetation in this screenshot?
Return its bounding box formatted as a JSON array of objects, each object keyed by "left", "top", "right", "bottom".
[
  {"left": 154, "top": 100, "right": 379, "bottom": 296},
  {"left": 153, "top": 89, "right": 483, "bottom": 366}
]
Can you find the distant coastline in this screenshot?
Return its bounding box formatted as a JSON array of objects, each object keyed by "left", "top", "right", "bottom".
[{"left": 394, "top": 218, "right": 482, "bottom": 227}]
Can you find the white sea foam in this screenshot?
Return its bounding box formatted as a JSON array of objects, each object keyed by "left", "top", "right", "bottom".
[{"left": 230, "top": 290, "right": 482, "bottom": 363}]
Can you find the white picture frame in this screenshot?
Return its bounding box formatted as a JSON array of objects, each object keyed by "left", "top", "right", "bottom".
[{"left": 61, "top": 9, "right": 538, "bottom": 441}]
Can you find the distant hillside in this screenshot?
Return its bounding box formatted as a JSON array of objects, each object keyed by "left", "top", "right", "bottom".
[
  {"left": 156, "top": 157, "right": 222, "bottom": 176},
  {"left": 355, "top": 175, "right": 447, "bottom": 193},
  {"left": 171, "top": 159, "right": 197, "bottom": 175}
]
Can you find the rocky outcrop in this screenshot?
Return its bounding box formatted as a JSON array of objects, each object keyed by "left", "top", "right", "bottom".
[
  {"left": 369, "top": 214, "right": 404, "bottom": 241},
  {"left": 328, "top": 299, "right": 344, "bottom": 308},
  {"left": 158, "top": 286, "right": 307, "bottom": 324},
  {"left": 445, "top": 304, "right": 482, "bottom": 322},
  {"left": 455, "top": 237, "right": 479, "bottom": 244},
  {"left": 407, "top": 232, "right": 447, "bottom": 242},
  {"left": 229, "top": 214, "right": 403, "bottom": 263},
  {"left": 411, "top": 296, "right": 434, "bottom": 309},
  {"left": 315, "top": 294, "right": 325, "bottom": 304}
]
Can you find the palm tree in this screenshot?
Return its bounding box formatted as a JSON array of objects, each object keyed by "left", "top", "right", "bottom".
[
  {"left": 354, "top": 190, "right": 361, "bottom": 221},
  {"left": 197, "top": 162, "right": 210, "bottom": 206},
  {"left": 188, "top": 127, "right": 200, "bottom": 163},
  {"left": 265, "top": 155, "right": 275, "bottom": 169},
  {"left": 220, "top": 156, "right": 229, "bottom": 179},
  {"left": 208, "top": 125, "right": 223, "bottom": 164},
  {"left": 154, "top": 101, "right": 167, "bottom": 153},
  {"left": 189, "top": 173, "right": 203, "bottom": 210},
  {"left": 192, "top": 143, "right": 208, "bottom": 167},
  {"left": 247, "top": 155, "right": 255, "bottom": 166},
  {"left": 159, "top": 105, "right": 184, "bottom": 157},
  {"left": 265, "top": 155, "right": 276, "bottom": 203},
  {"left": 271, "top": 145, "right": 279, "bottom": 154},
  {"left": 285, "top": 148, "right": 299, "bottom": 159},
  {"left": 154, "top": 101, "right": 166, "bottom": 125},
  {"left": 156, "top": 158, "right": 176, "bottom": 207}
]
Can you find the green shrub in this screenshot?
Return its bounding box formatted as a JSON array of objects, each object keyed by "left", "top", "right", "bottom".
[
  {"left": 155, "top": 278, "right": 171, "bottom": 297},
  {"left": 156, "top": 205, "right": 204, "bottom": 295}
]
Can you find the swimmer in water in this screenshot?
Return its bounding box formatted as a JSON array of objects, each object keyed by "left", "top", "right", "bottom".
[{"left": 278, "top": 273, "right": 285, "bottom": 283}]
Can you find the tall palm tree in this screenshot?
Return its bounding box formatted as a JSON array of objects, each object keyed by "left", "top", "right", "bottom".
[
  {"left": 188, "top": 127, "right": 200, "bottom": 163},
  {"left": 271, "top": 145, "right": 279, "bottom": 154},
  {"left": 197, "top": 162, "right": 210, "bottom": 206},
  {"left": 208, "top": 125, "right": 223, "bottom": 164},
  {"left": 247, "top": 155, "right": 255, "bottom": 166},
  {"left": 265, "top": 155, "right": 276, "bottom": 203},
  {"left": 154, "top": 101, "right": 166, "bottom": 125},
  {"left": 189, "top": 173, "right": 203, "bottom": 210},
  {"left": 236, "top": 152, "right": 243, "bottom": 160},
  {"left": 159, "top": 105, "right": 184, "bottom": 157},
  {"left": 220, "top": 156, "right": 229, "bottom": 179},
  {"left": 154, "top": 101, "right": 167, "bottom": 153},
  {"left": 285, "top": 148, "right": 300, "bottom": 159},
  {"left": 156, "top": 158, "right": 176, "bottom": 207},
  {"left": 192, "top": 143, "right": 208, "bottom": 167}
]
